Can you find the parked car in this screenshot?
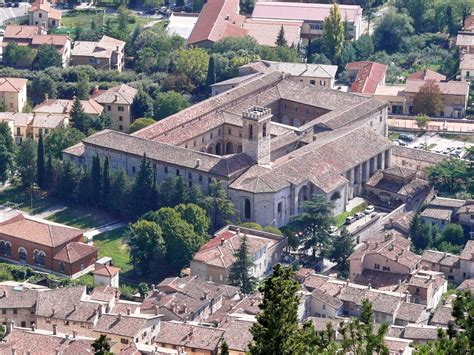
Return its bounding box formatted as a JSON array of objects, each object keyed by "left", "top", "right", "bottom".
[
  {"left": 399, "top": 133, "right": 415, "bottom": 141},
  {"left": 364, "top": 205, "right": 375, "bottom": 214},
  {"left": 6, "top": 2, "right": 12, "bottom": 7},
  {"left": 395, "top": 139, "right": 407, "bottom": 146},
  {"left": 345, "top": 216, "right": 356, "bottom": 225},
  {"left": 13, "top": 2, "right": 18, "bottom": 7},
  {"left": 355, "top": 212, "right": 365, "bottom": 220}
]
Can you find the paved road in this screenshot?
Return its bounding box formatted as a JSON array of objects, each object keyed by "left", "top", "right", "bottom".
[
  {"left": 33, "top": 205, "right": 67, "bottom": 219},
  {"left": 0, "top": 3, "right": 30, "bottom": 25},
  {"left": 85, "top": 221, "right": 127, "bottom": 243},
  {"left": 389, "top": 117, "right": 474, "bottom": 134}
]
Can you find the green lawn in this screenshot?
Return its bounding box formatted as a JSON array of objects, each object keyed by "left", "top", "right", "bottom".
[
  {"left": 93, "top": 226, "right": 132, "bottom": 274},
  {"left": 388, "top": 132, "right": 400, "bottom": 141},
  {"left": 334, "top": 202, "right": 368, "bottom": 227},
  {"left": 46, "top": 207, "right": 116, "bottom": 230},
  {"left": 0, "top": 186, "right": 59, "bottom": 215}
]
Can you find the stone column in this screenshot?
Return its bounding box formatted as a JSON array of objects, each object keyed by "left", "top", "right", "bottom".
[
  {"left": 347, "top": 169, "right": 354, "bottom": 199},
  {"left": 385, "top": 148, "right": 392, "bottom": 169},
  {"left": 363, "top": 160, "right": 371, "bottom": 182},
  {"left": 370, "top": 156, "right": 376, "bottom": 174}
]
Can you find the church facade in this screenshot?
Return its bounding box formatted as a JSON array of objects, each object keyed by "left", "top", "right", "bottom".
[{"left": 64, "top": 72, "right": 392, "bottom": 227}]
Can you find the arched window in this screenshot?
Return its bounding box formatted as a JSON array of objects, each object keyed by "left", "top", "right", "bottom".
[
  {"left": 0, "top": 241, "right": 5, "bottom": 255},
  {"left": 244, "top": 199, "right": 251, "bottom": 220},
  {"left": 226, "top": 142, "right": 234, "bottom": 154},
  {"left": 237, "top": 144, "right": 243, "bottom": 153},
  {"left": 215, "top": 142, "right": 222, "bottom": 155},
  {"left": 262, "top": 123, "right": 267, "bottom": 137},
  {"left": 18, "top": 248, "right": 27, "bottom": 262},
  {"left": 249, "top": 124, "right": 253, "bottom": 139},
  {"left": 5, "top": 243, "right": 11, "bottom": 257},
  {"left": 59, "top": 262, "right": 65, "bottom": 273},
  {"left": 34, "top": 250, "right": 46, "bottom": 267}
]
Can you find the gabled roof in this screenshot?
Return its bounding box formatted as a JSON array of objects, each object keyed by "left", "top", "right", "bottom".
[
  {"left": 72, "top": 35, "right": 125, "bottom": 59},
  {"left": 29, "top": 0, "right": 62, "bottom": 21},
  {"left": 4, "top": 25, "right": 39, "bottom": 40},
  {"left": 53, "top": 242, "right": 97, "bottom": 263},
  {"left": 34, "top": 99, "right": 104, "bottom": 116},
  {"left": 242, "top": 19, "right": 302, "bottom": 47},
  {"left": 0, "top": 77, "right": 28, "bottom": 93},
  {"left": 0, "top": 213, "right": 82, "bottom": 248},
  {"left": 407, "top": 69, "right": 446, "bottom": 81},
  {"left": 93, "top": 314, "right": 152, "bottom": 338},
  {"left": 347, "top": 61, "right": 387, "bottom": 94},
  {"left": 404, "top": 79, "right": 469, "bottom": 96},
  {"left": 93, "top": 264, "right": 120, "bottom": 277},
  {"left": 93, "top": 84, "right": 138, "bottom": 105}
]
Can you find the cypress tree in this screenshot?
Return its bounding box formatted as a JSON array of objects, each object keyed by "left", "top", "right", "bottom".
[
  {"left": 36, "top": 134, "right": 45, "bottom": 189},
  {"left": 249, "top": 265, "right": 303, "bottom": 354},
  {"left": 206, "top": 55, "right": 216, "bottom": 97},
  {"left": 275, "top": 25, "right": 288, "bottom": 47},
  {"left": 44, "top": 153, "right": 53, "bottom": 192},
  {"left": 132, "top": 154, "right": 155, "bottom": 217},
  {"left": 70, "top": 97, "right": 89, "bottom": 134},
  {"left": 220, "top": 340, "right": 230, "bottom": 355},
  {"left": 0, "top": 137, "right": 11, "bottom": 184},
  {"left": 228, "top": 234, "right": 257, "bottom": 294},
  {"left": 102, "top": 156, "right": 111, "bottom": 209},
  {"left": 91, "top": 154, "right": 102, "bottom": 208}
]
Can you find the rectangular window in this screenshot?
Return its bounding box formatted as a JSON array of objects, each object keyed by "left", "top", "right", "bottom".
[
  {"left": 164, "top": 166, "right": 168, "bottom": 174},
  {"left": 119, "top": 116, "right": 123, "bottom": 121},
  {"left": 121, "top": 339, "right": 129, "bottom": 344},
  {"left": 119, "top": 125, "right": 123, "bottom": 131},
  {"left": 210, "top": 132, "right": 213, "bottom": 139},
  {"left": 1, "top": 309, "right": 5, "bottom": 315},
  {"left": 228, "top": 128, "right": 231, "bottom": 135},
  {"left": 107, "top": 105, "right": 111, "bottom": 111},
  {"left": 374, "top": 263, "right": 380, "bottom": 270},
  {"left": 199, "top": 175, "right": 203, "bottom": 183},
  {"left": 320, "top": 80, "right": 326, "bottom": 86},
  {"left": 188, "top": 172, "right": 192, "bottom": 180},
  {"left": 310, "top": 80, "right": 316, "bottom": 85},
  {"left": 322, "top": 304, "right": 326, "bottom": 310},
  {"left": 176, "top": 169, "right": 180, "bottom": 176},
  {"left": 13, "top": 309, "right": 17, "bottom": 314},
  {"left": 118, "top": 106, "right": 124, "bottom": 112}
]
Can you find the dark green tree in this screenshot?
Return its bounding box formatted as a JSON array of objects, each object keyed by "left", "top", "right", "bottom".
[
  {"left": 131, "top": 90, "right": 154, "bottom": 119},
  {"left": 329, "top": 227, "right": 354, "bottom": 277},
  {"left": 33, "top": 44, "right": 62, "bottom": 70},
  {"left": 76, "top": 72, "right": 90, "bottom": 100},
  {"left": 206, "top": 55, "right": 216, "bottom": 97},
  {"left": 249, "top": 265, "right": 303, "bottom": 354},
  {"left": 428, "top": 158, "right": 469, "bottom": 196},
  {"left": 228, "top": 234, "right": 257, "bottom": 294},
  {"left": 0, "top": 137, "right": 12, "bottom": 184},
  {"left": 132, "top": 154, "right": 156, "bottom": 217},
  {"left": 442, "top": 223, "right": 465, "bottom": 245},
  {"left": 44, "top": 153, "right": 54, "bottom": 192},
  {"left": 36, "top": 134, "right": 45, "bottom": 189},
  {"left": 128, "top": 220, "right": 166, "bottom": 277},
  {"left": 108, "top": 169, "right": 132, "bottom": 217},
  {"left": 409, "top": 214, "right": 432, "bottom": 251},
  {"left": 91, "top": 154, "right": 102, "bottom": 208},
  {"left": 45, "top": 127, "right": 85, "bottom": 160},
  {"left": 70, "top": 97, "right": 90, "bottom": 134},
  {"left": 129, "top": 118, "right": 156, "bottom": 134},
  {"left": 220, "top": 339, "right": 230, "bottom": 355},
  {"left": 31, "top": 74, "right": 57, "bottom": 105},
  {"left": 102, "top": 157, "right": 111, "bottom": 208},
  {"left": 275, "top": 25, "right": 288, "bottom": 47},
  {"left": 373, "top": 11, "right": 414, "bottom": 53},
  {"left": 153, "top": 91, "right": 190, "bottom": 120},
  {"left": 17, "top": 138, "right": 37, "bottom": 188},
  {"left": 322, "top": 3, "right": 345, "bottom": 63},
  {"left": 92, "top": 334, "right": 112, "bottom": 355},
  {"left": 203, "top": 179, "right": 236, "bottom": 232}
]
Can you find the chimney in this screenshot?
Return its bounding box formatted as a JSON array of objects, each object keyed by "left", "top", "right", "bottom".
[
  {"left": 72, "top": 330, "right": 77, "bottom": 338},
  {"left": 405, "top": 291, "right": 410, "bottom": 302},
  {"left": 116, "top": 45, "right": 119, "bottom": 51},
  {"left": 471, "top": 252, "right": 474, "bottom": 261},
  {"left": 368, "top": 283, "right": 372, "bottom": 290},
  {"left": 236, "top": 227, "right": 240, "bottom": 235},
  {"left": 52, "top": 324, "right": 57, "bottom": 335},
  {"left": 398, "top": 279, "right": 402, "bottom": 289},
  {"left": 220, "top": 238, "right": 225, "bottom": 246},
  {"left": 196, "top": 159, "right": 200, "bottom": 168},
  {"left": 127, "top": 307, "right": 131, "bottom": 316},
  {"left": 98, "top": 305, "right": 103, "bottom": 317}
]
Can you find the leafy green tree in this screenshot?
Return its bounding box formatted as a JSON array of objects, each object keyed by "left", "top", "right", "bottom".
[
  {"left": 329, "top": 228, "right": 354, "bottom": 277},
  {"left": 220, "top": 339, "right": 230, "bottom": 355},
  {"left": 240, "top": 0, "right": 254, "bottom": 14},
  {"left": 374, "top": 11, "right": 414, "bottom": 53},
  {"left": 108, "top": 168, "right": 132, "bottom": 217},
  {"left": 322, "top": 3, "right": 345, "bottom": 63},
  {"left": 31, "top": 74, "right": 57, "bottom": 105},
  {"left": 301, "top": 321, "right": 339, "bottom": 354},
  {"left": 409, "top": 213, "right": 433, "bottom": 251},
  {"left": 249, "top": 265, "right": 303, "bottom": 354},
  {"left": 128, "top": 220, "right": 166, "bottom": 276},
  {"left": 17, "top": 138, "right": 37, "bottom": 188},
  {"left": 442, "top": 223, "right": 465, "bottom": 245},
  {"left": 36, "top": 134, "right": 45, "bottom": 189},
  {"left": 70, "top": 97, "right": 91, "bottom": 134},
  {"left": 206, "top": 55, "right": 216, "bottom": 97},
  {"left": 413, "top": 81, "right": 443, "bottom": 116},
  {"left": 275, "top": 25, "right": 288, "bottom": 47},
  {"left": 428, "top": 158, "right": 469, "bottom": 196},
  {"left": 203, "top": 179, "right": 236, "bottom": 232},
  {"left": 0, "top": 123, "right": 14, "bottom": 154},
  {"left": 228, "top": 234, "right": 257, "bottom": 294},
  {"left": 340, "top": 299, "right": 389, "bottom": 354},
  {"left": 353, "top": 34, "right": 374, "bottom": 61},
  {"left": 397, "top": 0, "right": 430, "bottom": 34},
  {"left": 0, "top": 137, "right": 12, "bottom": 184},
  {"left": 33, "top": 44, "right": 62, "bottom": 70},
  {"left": 291, "top": 195, "right": 334, "bottom": 258},
  {"left": 415, "top": 113, "right": 431, "bottom": 131},
  {"left": 175, "top": 203, "right": 210, "bottom": 237},
  {"left": 129, "top": 118, "right": 156, "bottom": 133},
  {"left": 92, "top": 334, "right": 113, "bottom": 355},
  {"left": 153, "top": 91, "right": 190, "bottom": 120},
  {"left": 91, "top": 154, "right": 102, "bottom": 208},
  {"left": 136, "top": 47, "right": 158, "bottom": 74},
  {"left": 44, "top": 127, "right": 85, "bottom": 160},
  {"left": 56, "top": 160, "right": 80, "bottom": 201},
  {"left": 175, "top": 48, "right": 210, "bottom": 87},
  {"left": 131, "top": 90, "right": 154, "bottom": 119},
  {"left": 76, "top": 72, "right": 90, "bottom": 100},
  {"left": 4, "top": 43, "right": 36, "bottom": 68},
  {"left": 137, "top": 282, "right": 149, "bottom": 298},
  {"left": 102, "top": 157, "right": 110, "bottom": 208},
  {"left": 132, "top": 154, "right": 156, "bottom": 217}
]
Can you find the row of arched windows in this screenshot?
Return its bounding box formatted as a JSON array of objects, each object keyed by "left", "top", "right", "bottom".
[{"left": 0, "top": 244, "right": 47, "bottom": 267}]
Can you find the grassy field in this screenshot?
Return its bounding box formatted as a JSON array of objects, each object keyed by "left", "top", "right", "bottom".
[
  {"left": 334, "top": 202, "right": 368, "bottom": 227},
  {"left": 0, "top": 186, "right": 59, "bottom": 215},
  {"left": 93, "top": 226, "right": 133, "bottom": 274},
  {"left": 46, "top": 207, "right": 116, "bottom": 230}
]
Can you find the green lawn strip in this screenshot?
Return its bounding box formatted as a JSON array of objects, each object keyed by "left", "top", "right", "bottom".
[
  {"left": 0, "top": 186, "right": 59, "bottom": 215},
  {"left": 93, "top": 226, "right": 132, "bottom": 274},
  {"left": 427, "top": 143, "right": 437, "bottom": 150},
  {"left": 334, "top": 202, "right": 368, "bottom": 227},
  {"left": 46, "top": 207, "right": 116, "bottom": 230},
  {"left": 388, "top": 132, "right": 400, "bottom": 141}
]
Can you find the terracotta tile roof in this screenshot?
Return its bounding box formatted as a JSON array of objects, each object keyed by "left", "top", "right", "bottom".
[
  {"left": 244, "top": 60, "right": 338, "bottom": 79},
  {"left": 366, "top": 170, "right": 430, "bottom": 197},
  {"left": 302, "top": 274, "right": 328, "bottom": 291},
  {"left": 221, "top": 319, "right": 253, "bottom": 352},
  {"left": 34, "top": 99, "right": 104, "bottom": 116},
  {"left": 407, "top": 69, "right": 446, "bottom": 81},
  {"left": 29, "top": 0, "right": 62, "bottom": 20},
  {"left": 111, "top": 301, "right": 141, "bottom": 315},
  {"left": 430, "top": 306, "right": 455, "bottom": 326},
  {"left": 429, "top": 197, "right": 466, "bottom": 209},
  {"left": 308, "top": 317, "right": 341, "bottom": 332},
  {"left": 457, "top": 278, "right": 474, "bottom": 293},
  {"left": 420, "top": 208, "right": 452, "bottom": 221},
  {"left": 392, "top": 145, "right": 448, "bottom": 165},
  {"left": 353, "top": 269, "right": 408, "bottom": 290},
  {"left": 395, "top": 302, "right": 428, "bottom": 323},
  {"left": 0, "top": 77, "right": 28, "bottom": 92},
  {"left": 31, "top": 34, "right": 69, "bottom": 47},
  {"left": 0, "top": 285, "right": 40, "bottom": 309},
  {"left": 4, "top": 25, "right": 39, "bottom": 39},
  {"left": 187, "top": 0, "right": 247, "bottom": 45},
  {"left": 311, "top": 288, "right": 343, "bottom": 309},
  {"left": 92, "top": 84, "right": 137, "bottom": 105},
  {"left": 0, "top": 213, "right": 82, "bottom": 248},
  {"left": 62, "top": 142, "right": 85, "bottom": 157},
  {"left": 93, "top": 264, "right": 120, "bottom": 277},
  {"left": 53, "top": 242, "right": 97, "bottom": 263},
  {"left": 457, "top": 201, "right": 474, "bottom": 215},
  {"left": 72, "top": 35, "right": 125, "bottom": 58},
  {"left": 0, "top": 112, "right": 33, "bottom": 126},
  {"left": 463, "top": 14, "right": 474, "bottom": 30},
  {"left": 36, "top": 286, "right": 99, "bottom": 323},
  {"left": 31, "top": 114, "right": 67, "bottom": 129},
  {"left": 155, "top": 321, "right": 224, "bottom": 351},
  {"left": 93, "top": 314, "right": 150, "bottom": 338},
  {"left": 347, "top": 61, "right": 387, "bottom": 94},
  {"left": 252, "top": 2, "right": 362, "bottom": 23},
  {"left": 421, "top": 250, "right": 446, "bottom": 264},
  {"left": 193, "top": 225, "right": 282, "bottom": 268},
  {"left": 405, "top": 79, "right": 469, "bottom": 96},
  {"left": 242, "top": 19, "right": 302, "bottom": 47},
  {"left": 460, "top": 240, "right": 474, "bottom": 260},
  {"left": 402, "top": 324, "right": 441, "bottom": 341},
  {"left": 90, "top": 285, "right": 118, "bottom": 303},
  {"left": 456, "top": 33, "right": 474, "bottom": 47}
]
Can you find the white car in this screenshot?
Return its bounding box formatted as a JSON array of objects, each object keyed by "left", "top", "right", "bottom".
[
  {"left": 364, "top": 205, "right": 375, "bottom": 214},
  {"left": 345, "top": 216, "right": 356, "bottom": 225}
]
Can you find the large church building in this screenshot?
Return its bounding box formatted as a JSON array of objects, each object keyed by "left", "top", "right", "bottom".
[{"left": 64, "top": 72, "right": 392, "bottom": 227}]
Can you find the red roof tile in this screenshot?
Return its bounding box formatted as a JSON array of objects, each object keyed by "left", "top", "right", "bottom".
[
  {"left": 53, "top": 242, "right": 97, "bottom": 263},
  {"left": 407, "top": 69, "right": 446, "bottom": 81},
  {"left": 347, "top": 61, "right": 387, "bottom": 94},
  {"left": 93, "top": 264, "right": 120, "bottom": 277}
]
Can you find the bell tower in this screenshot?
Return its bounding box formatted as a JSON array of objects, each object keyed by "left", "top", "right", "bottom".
[{"left": 242, "top": 106, "right": 272, "bottom": 166}]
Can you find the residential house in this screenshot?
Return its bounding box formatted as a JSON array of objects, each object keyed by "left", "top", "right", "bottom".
[
  {"left": 0, "top": 283, "right": 45, "bottom": 328},
  {"left": 30, "top": 34, "right": 72, "bottom": 68},
  {"left": 221, "top": 318, "right": 254, "bottom": 355},
  {"left": 306, "top": 288, "right": 343, "bottom": 319},
  {"left": 71, "top": 35, "right": 126, "bottom": 71},
  {"left": 92, "top": 84, "right": 138, "bottom": 132},
  {"left": 456, "top": 32, "right": 474, "bottom": 53},
  {"left": 457, "top": 278, "right": 474, "bottom": 294},
  {"left": 373, "top": 84, "right": 406, "bottom": 115},
  {"left": 34, "top": 97, "right": 104, "bottom": 118},
  {"left": 348, "top": 231, "right": 422, "bottom": 285},
  {"left": 239, "top": 60, "right": 339, "bottom": 88},
  {"left": 155, "top": 321, "right": 225, "bottom": 355},
  {"left": 405, "top": 271, "right": 447, "bottom": 309},
  {"left": 251, "top": 2, "right": 363, "bottom": 44},
  {"left": 420, "top": 208, "right": 452, "bottom": 231},
  {"left": 459, "top": 240, "right": 474, "bottom": 280},
  {"left": 347, "top": 61, "right": 388, "bottom": 95},
  {"left": 0, "top": 212, "right": 97, "bottom": 276},
  {"left": 28, "top": 0, "right": 61, "bottom": 29},
  {"left": 430, "top": 306, "right": 455, "bottom": 327},
  {"left": 191, "top": 225, "right": 287, "bottom": 284},
  {"left": 460, "top": 53, "right": 474, "bottom": 81},
  {"left": 391, "top": 146, "right": 448, "bottom": 179},
  {"left": 364, "top": 166, "right": 431, "bottom": 210},
  {"left": 420, "top": 196, "right": 466, "bottom": 231},
  {"left": 457, "top": 200, "right": 474, "bottom": 232},
  {"left": 30, "top": 114, "right": 68, "bottom": 141},
  {"left": 420, "top": 250, "right": 462, "bottom": 283},
  {"left": 93, "top": 264, "right": 120, "bottom": 288},
  {"left": 401, "top": 324, "right": 444, "bottom": 344},
  {"left": 0, "top": 112, "right": 32, "bottom": 145},
  {"left": 93, "top": 313, "right": 162, "bottom": 352},
  {"left": 393, "top": 302, "right": 429, "bottom": 326},
  {"left": 0, "top": 77, "right": 28, "bottom": 112}
]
